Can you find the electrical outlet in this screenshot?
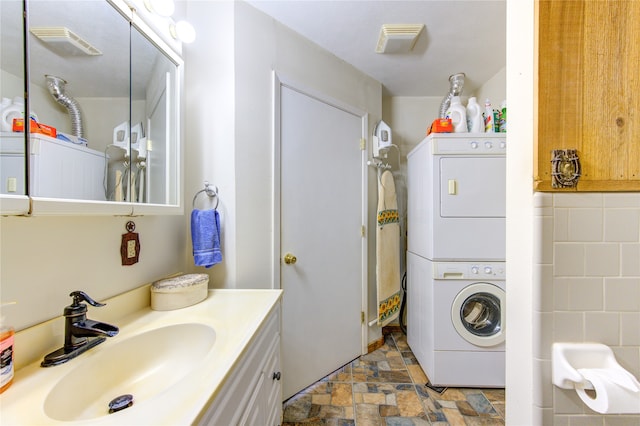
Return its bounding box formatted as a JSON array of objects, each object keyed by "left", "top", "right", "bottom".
[
  {"left": 6, "top": 177, "right": 17, "bottom": 193},
  {"left": 127, "top": 240, "right": 136, "bottom": 258}
]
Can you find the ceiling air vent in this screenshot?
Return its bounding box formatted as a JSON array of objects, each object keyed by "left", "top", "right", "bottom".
[
  {"left": 375, "top": 24, "right": 425, "bottom": 54},
  {"left": 30, "top": 27, "right": 102, "bottom": 56}
]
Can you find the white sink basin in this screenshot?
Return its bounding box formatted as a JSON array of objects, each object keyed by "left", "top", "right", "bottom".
[{"left": 43, "top": 323, "right": 216, "bottom": 422}]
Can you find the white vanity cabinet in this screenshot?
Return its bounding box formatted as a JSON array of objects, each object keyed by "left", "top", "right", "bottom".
[{"left": 198, "top": 304, "right": 282, "bottom": 426}]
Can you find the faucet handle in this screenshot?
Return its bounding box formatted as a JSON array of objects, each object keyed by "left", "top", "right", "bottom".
[{"left": 69, "top": 291, "right": 106, "bottom": 308}]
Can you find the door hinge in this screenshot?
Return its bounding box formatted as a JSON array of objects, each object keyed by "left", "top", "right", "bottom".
[
  {"left": 361, "top": 311, "right": 365, "bottom": 324},
  {"left": 359, "top": 138, "right": 366, "bottom": 150},
  {"left": 361, "top": 225, "right": 366, "bottom": 237}
]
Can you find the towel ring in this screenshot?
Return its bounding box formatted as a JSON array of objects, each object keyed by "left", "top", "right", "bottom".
[{"left": 192, "top": 182, "right": 219, "bottom": 210}]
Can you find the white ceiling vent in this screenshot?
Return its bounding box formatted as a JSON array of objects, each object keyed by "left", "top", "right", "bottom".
[
  {"left": 30, "top": 27, "right": 102, "bottom": 56},
  {"left": 375, "top": 24, "right": 425, "bottom": 54}
]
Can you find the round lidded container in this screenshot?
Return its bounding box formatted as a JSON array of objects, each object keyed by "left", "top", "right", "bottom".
[{"left": 150, "top": 273, "right": 209, "bottom": 311}]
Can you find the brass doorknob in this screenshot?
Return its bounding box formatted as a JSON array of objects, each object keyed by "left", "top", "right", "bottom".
[{"left": 283, "top": 253, "right": 297, "bottom": 265}]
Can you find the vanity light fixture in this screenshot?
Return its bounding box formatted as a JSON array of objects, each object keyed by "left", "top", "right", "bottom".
[
  {"left": 170, "top": 20, "right": 196, "bottom": 44},
  {"left": 143, "top": 0, "right": 175, "bottom": 17},
  {"left": 140, "top": 0, "right": 196, "bottom": 44}
]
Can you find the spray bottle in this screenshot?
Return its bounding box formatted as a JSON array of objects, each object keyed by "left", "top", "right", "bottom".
[{"left": 484, "top": 99, "right": 495, "bottom": 133}]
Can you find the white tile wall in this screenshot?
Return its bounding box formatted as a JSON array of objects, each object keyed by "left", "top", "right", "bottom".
[
  {"left": 621, "top": 313, "right": 640, "bottom": 346},
  {"left": 568, "top": 208, "right": 602, "bottom": 242},
  {"left": 533, "top": 192, "right": 640, "bottom": 424},
  {"left": 584, "top": 244, "right": 619, "bottom": 276},
  {"left": 621, "top": 244, "right": 640, "bottom": 276},
  {"left": 554, "top": 244, "right": 585, "bottom": 276},
  {"left": 604, "top": 209, "right": 640, "bottom": 242}
]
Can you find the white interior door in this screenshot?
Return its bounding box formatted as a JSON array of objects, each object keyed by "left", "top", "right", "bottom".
[{"left": 277, "top": 81, "right": 365, "bottom": 400}]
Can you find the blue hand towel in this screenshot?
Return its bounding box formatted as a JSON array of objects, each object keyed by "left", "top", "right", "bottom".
[{"left": 191, "top": 209, "right": 222, "bottom": 268}]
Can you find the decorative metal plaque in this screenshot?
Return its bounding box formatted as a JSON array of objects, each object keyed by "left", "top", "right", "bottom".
[{"left": 551, "top": 149, "right": 581, "bottom": 188}]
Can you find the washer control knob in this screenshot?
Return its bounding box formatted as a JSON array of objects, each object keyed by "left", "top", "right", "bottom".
[
  {"left": 500, "top": 141, "right": 506, "bottom": 149},
  {"left": 471, "top": 266, "right": 480, "bottom": 274},
  {"left": 470, "top": 141, "right": 479, "bottom": 149},
  {"left": 484, "top": 266, "right": 493, "bottom": 274},
  {"left": 485, "top": 141, "right": 493, "bottom": 149}
]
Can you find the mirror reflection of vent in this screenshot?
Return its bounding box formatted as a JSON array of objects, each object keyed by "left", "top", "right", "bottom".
[{"left": 30, "top": 27, "right": 102, "bottom": 56}]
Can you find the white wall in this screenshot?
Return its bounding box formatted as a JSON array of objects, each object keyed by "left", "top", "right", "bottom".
[
  {"left": 0, "top": 214, "right": 186, "bottom": 330},
  {"left": 0, "top": 70, "right": 23, "bottom": 105},
  {"left": 77, "top": 98, "right": 145, "bottom": 152},
  {"left": 184, "top": 1, "right": 382, "bottom": 293},
  {"left": 505, "top": 0, "right": 535, "bottom": 424},
  {"left": 382, "top": 96, "right": 441, "bottom": 157},
  {"left": 476, "top": 66, "right": 506, "bottom": 109},
  {"left": 183, "top": 0, "right": 237, "bottom": 286}
]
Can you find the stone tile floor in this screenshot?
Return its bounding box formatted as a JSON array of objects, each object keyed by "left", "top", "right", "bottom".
[{"left": 282, "top": 331, "right": 505, "bottom": 425}]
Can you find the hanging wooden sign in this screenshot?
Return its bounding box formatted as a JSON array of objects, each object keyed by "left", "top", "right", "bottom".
[{"left": 120, "top": 221, "right": 140, "bottom": 266}]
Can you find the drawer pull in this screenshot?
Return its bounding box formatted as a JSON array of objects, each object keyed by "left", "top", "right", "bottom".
[{"left": 272, "top": 371, "right": 281, "bottom": 381}]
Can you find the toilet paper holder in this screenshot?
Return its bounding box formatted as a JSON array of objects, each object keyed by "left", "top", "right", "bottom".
[{"left": 552, "top": 342, "right": 640, "bottom": 414}]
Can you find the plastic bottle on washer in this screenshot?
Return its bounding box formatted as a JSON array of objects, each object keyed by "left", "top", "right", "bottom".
[
  {"left": 499, "top": 100, "right": 507, "bottom": 132},
  {"left": 445, "top": 96, "right": 468, "bottom": 133},
  {"left": 466, "top": 97, "right": 484, "bottom": 133}
]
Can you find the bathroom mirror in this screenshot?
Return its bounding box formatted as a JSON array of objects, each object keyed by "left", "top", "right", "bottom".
[
  {"left": 0, "top": 0, "right": 182, "bottom": 214},
  {"left": 0, "top": 0, "right": 29, "bottom": 214},
  {"left": 129, "top": 23, "right": 180, "bottom": 206}
]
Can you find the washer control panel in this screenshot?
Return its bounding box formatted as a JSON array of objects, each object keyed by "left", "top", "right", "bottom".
[
  {"left": 430, "top": 134, "right": 506, "bottom": 155},
  {"left": 434, "top": 262, "right": 506, "bottom": 280}
]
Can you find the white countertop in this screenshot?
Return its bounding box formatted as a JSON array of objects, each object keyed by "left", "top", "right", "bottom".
[{"left": 0, "top": 289, "right": 283, "bottom": 425}]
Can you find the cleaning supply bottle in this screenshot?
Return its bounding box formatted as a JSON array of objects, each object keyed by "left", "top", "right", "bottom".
[
  {"left": 484, "top": 98, "right": 495, "bottom": 133},
  {"left": 1, "top": 98, "right": 24, "bottom": 133},
  {"left": 499, "top": 100, "right": 507, "bottom": 132},
  {"left": 0, "top": 303, "right": 15, "bottom": 393},
  {"left": 445, "top": 96, "right": 468, "bottom": 133},
  {"left": 466, "top": 97, "right": 484, "bottom": 133}
]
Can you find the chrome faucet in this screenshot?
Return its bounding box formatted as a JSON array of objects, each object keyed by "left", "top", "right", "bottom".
[{"left": 41, "top": 291, "right": 119, "bottom": 367}]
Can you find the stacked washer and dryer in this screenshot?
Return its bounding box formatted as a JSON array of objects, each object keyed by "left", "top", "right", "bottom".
[{"left": 406, "top": 133, "right": 506, "bottom": 388}]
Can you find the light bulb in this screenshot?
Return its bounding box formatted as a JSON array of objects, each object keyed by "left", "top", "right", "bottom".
[
  {"left": 170, "top": 20, "right": 196, "bottom": 43},
  {"left": 144, "top": 0, "right": 175, "bottom": 17}
]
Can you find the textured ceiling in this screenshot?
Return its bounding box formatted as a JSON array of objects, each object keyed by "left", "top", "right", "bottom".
[{"left": 245, "top": 0, "right": 507, "bottom": 97}]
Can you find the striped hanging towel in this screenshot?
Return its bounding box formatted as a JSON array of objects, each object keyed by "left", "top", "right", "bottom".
[{"left": 376, "top": 170, "right": 401, "bottom": 326}]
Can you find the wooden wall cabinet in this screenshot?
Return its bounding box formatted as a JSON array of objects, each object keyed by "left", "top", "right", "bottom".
[{"left": 536, "top": 0, "right": 640, "bottom": 191}]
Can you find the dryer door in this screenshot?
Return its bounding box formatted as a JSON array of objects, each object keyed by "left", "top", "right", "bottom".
[
  {"left": 439, "top": 157, "right": 505, "bottom": 218},
  {"left": 451, "top": 282, "right": 505, "bottom": 347}
]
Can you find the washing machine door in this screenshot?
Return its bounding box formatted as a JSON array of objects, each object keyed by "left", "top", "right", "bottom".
[{"left": 451, "top": 282, "right": 505, "bottom": 347}]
